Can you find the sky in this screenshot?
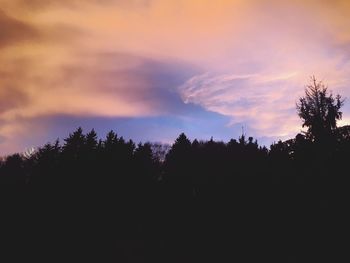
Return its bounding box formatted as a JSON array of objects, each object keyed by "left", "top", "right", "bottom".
[{"left": 1, "top": 0, "right": 350, "bottom": 155}]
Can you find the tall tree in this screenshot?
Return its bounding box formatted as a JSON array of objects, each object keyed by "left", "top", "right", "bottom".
[
  {"left": 85, "top": 129, "right": 98, "bottom": 151},
  {"left": 296, "top": 76, "right": 344, "bottom": 142},
  {"left": 165, "top": 133, "right": 192, "bottom": 177}
]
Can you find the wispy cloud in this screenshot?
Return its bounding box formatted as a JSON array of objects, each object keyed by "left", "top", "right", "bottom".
[{"left": 179, "top": 72, "right": 303, "bottom": 138}]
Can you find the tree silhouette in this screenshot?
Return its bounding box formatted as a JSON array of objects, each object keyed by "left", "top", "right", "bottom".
[
  {"left": 62, "top": 127, "right": 85, "bottom": 160},
  {"left": 165, "top": 133, "right": 192, "bottom": 178},
  {"left": 296, "top": 76, "right": 344, "bottom": 142},
  {"left": 134, "top": 142, "right": 159, "bottom": 182},
  {"left": 85, "top": 129, "right": 98, "bottom": 151}
]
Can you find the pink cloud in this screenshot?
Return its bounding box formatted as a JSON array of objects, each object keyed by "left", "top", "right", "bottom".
[{"left": 1, "top": 0, "right": 350, "bottom": 153}]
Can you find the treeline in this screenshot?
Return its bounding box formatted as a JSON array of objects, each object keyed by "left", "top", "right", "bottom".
[
  {"left": 1, "top": 126, "right": 350, "bottom": 262},
  {"left": 1, "top": 125, "right": 350, "bottom": 186}
]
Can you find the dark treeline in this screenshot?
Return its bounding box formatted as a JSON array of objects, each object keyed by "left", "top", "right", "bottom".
[{"left": 1, "top": 78, "right": 350, "bottom": 262}]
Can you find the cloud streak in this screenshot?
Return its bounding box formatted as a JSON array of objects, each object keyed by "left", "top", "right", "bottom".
[
  {"left": 0, "top": 9, "right": 39, "bottom": 48},
  {"left": 179, "top": 72, "right": 303, "bottom": 138}
]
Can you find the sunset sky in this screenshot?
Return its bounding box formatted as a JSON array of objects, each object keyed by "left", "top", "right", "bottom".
[{"left": 1, "top": 0, "right": 350, "bottom": 155}]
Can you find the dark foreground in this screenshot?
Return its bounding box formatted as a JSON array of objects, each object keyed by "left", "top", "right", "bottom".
[
  {"left": 1, "top": 130, "right": 349, "bottom": 262},
  {"left": 2, "top": 172, "right": 348, "bottom": 263}
]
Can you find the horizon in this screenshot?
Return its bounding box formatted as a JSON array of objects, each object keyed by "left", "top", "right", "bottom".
[{"left": 1, "top": 0, "right": 350, "bottom": 155}]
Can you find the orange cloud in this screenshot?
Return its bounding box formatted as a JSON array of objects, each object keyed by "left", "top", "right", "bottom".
[
  {"left": 0, "top": 9, "right": 39, "bottom": 48},
  {"left": 1, "top": 0, "right": 350, "bottom": 153}
]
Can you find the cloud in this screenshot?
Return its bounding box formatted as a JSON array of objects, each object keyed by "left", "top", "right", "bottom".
[
  {"left": 178, "top": 72, "right": 304, "bottom": 138},
  {"left": 171, "top": 0, "right": 350, "bottom": 140},
  {"left": 0, "top": 10, "right": 38, "bottom": 48},
  {"left": 0, "top": 50, "right": 198, "bottom": 154},
  {"left": 178, "top": 67, "right": 350, "bottom": 140},
  {"left": 2, "top": 0, "right": 151, "bottom": 11},
  {"left": 1, "top": 0, "right": 350, "bottom": 154},
  {"left": 0, "top": 88, "right": 28, "bottom": 114},
  {"left": 0, "top": 51, "right": 197, "bottom": 119}
]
